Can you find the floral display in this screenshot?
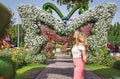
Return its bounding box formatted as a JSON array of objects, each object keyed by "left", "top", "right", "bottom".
[
  {"left": 18, "top": 3, "right": 117, "bottom": 54},
  {"left": 40, "top": 25, "right": 74, "bottom": 45},
  {"left": 80, "top": 23, "right": 92, "bottom": 37}
]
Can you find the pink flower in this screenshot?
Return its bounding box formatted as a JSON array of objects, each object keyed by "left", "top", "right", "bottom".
[{"left": 80, "top": 23, "right": 92, "bottom": 37}]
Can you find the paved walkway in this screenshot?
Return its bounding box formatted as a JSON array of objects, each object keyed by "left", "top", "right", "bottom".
[{"left": 35, "top": 54, "right": 102, "bottom": 79}]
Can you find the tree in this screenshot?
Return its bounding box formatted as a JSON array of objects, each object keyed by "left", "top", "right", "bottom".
[
  {"left": 108, "top": 22, "right": 120, "bottom": 45},
  {"left": 8, "top": 24, "right": 25, "bottom": 47}
]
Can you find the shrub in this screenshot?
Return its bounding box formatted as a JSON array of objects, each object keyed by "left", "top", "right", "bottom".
[
  {"left": 11, "top": 48, "right": 28, "bottom": 69},
  {"left": 113, "top": 60, "right": 120, "bottom": 70},
  {"left": 102, "top": 55, "right": 116, "bottom": 67},
  {"left": 0, "top": 56, "right": 16, "bottom": 79},
  {"left": 87, "top": 53, "right": 116, "bottom": 67},
  {"left": 0, "top": 48, "right": 28, "bottom": 69},
  {"left": 25, "top": 53, "right": 47, "bottom": 64},
  {"left": 0, "top": 47, "right": 12, "bottom": 57},
  {"left": 87, "top": 46, "right": 116, "bottom": 67}
]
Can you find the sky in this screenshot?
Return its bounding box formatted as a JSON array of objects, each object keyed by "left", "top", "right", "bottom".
[{"left": 0, "top": 0, "right": 120, "bottom": 25}]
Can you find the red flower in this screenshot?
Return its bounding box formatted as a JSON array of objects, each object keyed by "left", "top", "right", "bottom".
[{"left": 107, "top": 44, "right": 113, "bottom": 50}]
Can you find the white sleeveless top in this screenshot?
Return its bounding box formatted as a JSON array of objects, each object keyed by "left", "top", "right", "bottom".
[{"left": 71, "top": 44, "right": 85, "bottom": 58}]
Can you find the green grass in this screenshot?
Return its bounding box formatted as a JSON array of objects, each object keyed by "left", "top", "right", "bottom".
[
  {"left": 15, "top": 64, "right": 47, "bottom": 79},
  {"left": 86, "top": 64, "right": 120, "bottom": 79}
]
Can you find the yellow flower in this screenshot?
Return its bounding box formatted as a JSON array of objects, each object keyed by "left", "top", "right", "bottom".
[{"left": 12, "top": 48, "right": 19, "bottom": 54}]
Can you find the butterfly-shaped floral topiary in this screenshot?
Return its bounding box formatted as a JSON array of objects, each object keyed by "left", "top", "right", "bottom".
[{"left": 18, "top": 2, "right": 117, "bottom": 54}]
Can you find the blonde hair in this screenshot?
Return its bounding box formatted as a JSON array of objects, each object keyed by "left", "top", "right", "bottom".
[{"left": 74, "top": 30, "right": 88, "bottom": 49}]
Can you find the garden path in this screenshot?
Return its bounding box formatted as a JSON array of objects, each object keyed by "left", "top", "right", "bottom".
[{"left": 35, "top": 53, "right": 102, "bottom": 79}]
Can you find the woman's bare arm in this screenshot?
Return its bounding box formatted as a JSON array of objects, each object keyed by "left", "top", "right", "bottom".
[{"left": 81, "top": 50, "right": 87, "bottom": 63}]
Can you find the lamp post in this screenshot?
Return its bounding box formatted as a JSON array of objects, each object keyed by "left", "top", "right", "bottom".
[
  {"left": 17, "top": 0, "right": 20, "bottom": 48},
  {"left": 17, "top": 23, "right": 19, "bottom": 48}
]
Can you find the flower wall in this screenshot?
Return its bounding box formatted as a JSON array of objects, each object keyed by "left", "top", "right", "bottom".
[{"left": 18, "top": 3, "right": 117, "bottom": 54}]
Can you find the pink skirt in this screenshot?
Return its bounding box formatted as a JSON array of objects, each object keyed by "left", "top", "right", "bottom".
[{"left": 73, "top": 57, "right": 85, "bottom": 79}]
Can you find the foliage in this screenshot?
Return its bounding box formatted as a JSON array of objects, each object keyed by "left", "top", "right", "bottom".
[
  {"left": 0, "top": 56, "right": 16, "bottom": 79},
  {"left": 108, "top": 22, "right": 120, "bottom": 45},
  {"left": 102, "top": 55, "right": 116, "bottom": 67},
  {"left": 0, "top": 47, "right": 12, "bottom": 57},
  {"left": 52, "top": 0, "right": 92, "bottom": 10},
  {"left": 113, "top": 60, "right": 120, "bottom": 70},
  {"left": 0, "top": 3, "right": 11, "bottom": 39},
  {"left": 25, "top": 53, "right": 47, "bottom": 64},
  {"left": 11, "top": 48, "right": 28, "bottom": 69},
  {"left": 43, "top": 2, "right": 88, "bottom": 20},
  {"left": 87, "top": 46, "right": 116, "bottom": 67},
  {"left": 0, "top": 47, "right": 48, "bottom": 69},
  {"left": 0, "top": 48, "right": 28, "bottom": 69},
  {"left": 8, "top": 24, "right": 25, "bottom": 47},
  {"left": 8, "top": 25, "right": 18, "bottom": 46}
]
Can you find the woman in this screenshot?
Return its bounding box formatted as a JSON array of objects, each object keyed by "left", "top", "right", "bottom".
[{"left": 71, "top": 30, "right": 88, "bottom": 79}]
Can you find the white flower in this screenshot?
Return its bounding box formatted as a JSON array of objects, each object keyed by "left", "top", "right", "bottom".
[{"left": 18, "top": 3, "right": 117, "bottom": 54}]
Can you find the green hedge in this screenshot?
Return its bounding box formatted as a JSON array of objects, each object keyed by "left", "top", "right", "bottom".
[
  {"left": 0, "top": 56, "right": 16, "bottom": 79},
  {"left": 87, "top": 46, "right": 116, "bottom": 67},
  {"left": 25, "top": 53, "right": 47, "bottom": 64},
  {"left": 0, "top": 2, "right": 11, "bottom": 38},
  {"left": 113, "top": 60, "right": 120, "bottom": 70}
]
